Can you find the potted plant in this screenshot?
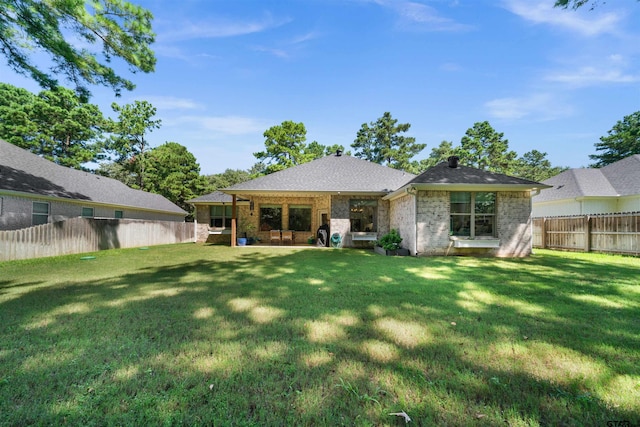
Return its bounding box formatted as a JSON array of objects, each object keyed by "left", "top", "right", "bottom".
[
  {"left": 375, "top": 229, "right": 409, "bottom": 256},
  {"left": 243, "top": 222, "right": 258, "bottom": 245}
]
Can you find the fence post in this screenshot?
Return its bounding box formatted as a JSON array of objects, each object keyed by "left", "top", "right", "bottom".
[
  {"left": 584, "top": 215, "right": 591, "bottom": 253},
  {"left": 541, "top": 217, "right": 547, "bottom": 249}
]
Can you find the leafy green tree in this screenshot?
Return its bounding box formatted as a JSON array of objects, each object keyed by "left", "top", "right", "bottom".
[
  {"left": 408, "top": 140, "right": 455, "bottom": 174},
  {"left": 30, "top": 87, "right": 105, "bottom": 168},
  {"left": 351, "top": 112, "right": 425, "bottom": 170},
  {"left": 0, "top": 83, "right": 38, "bottom": 148},
  {"left": 512, "top": 150, "right": 567, "bottom": 182},
  {"left": 590, "top": 111, "right": 640, "bottom": 167},
  {"left": 254, "top": 120, "right": 325, "bottom": 174},
  {"left": 142, "top": 142, "right": 208, "bottom": 216},
  {"left": 458, "top": 121, "right": 517, "bottom": 174},
  {"left": 205, "top": 169, "right": 252, "bottom": 191},
  {"left": 0, "top": 0, "right": 156, "bottom": 99},
  {"left": 324, "top": 144, "right": 350, "bottom": 157},
  {"left": 0, "top": 83, "right": 104, "bottom": 168},
  {"left": 95, "top": 161, "right": 137, "bottom": 187},
  {"left": 106, "top": 100, "right": 161, "bottom": 189}
]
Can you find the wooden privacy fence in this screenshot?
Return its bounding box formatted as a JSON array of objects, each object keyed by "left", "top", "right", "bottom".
[
  {"left": 533, "top": 212, "right": 640, "bottom": 256},
  {"left": 0, "top": 217, "right": 195, "bottom": 262}
]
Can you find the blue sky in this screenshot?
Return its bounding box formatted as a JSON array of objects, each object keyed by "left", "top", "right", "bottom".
[{"left": 1, "top": 0, "right": 639, "bottom": 175}]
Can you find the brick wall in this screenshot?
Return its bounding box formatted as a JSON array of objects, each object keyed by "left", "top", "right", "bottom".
[
  {"left": 413, "top": 190, "right": 533, "bottom": 257},
  {"left": 389, "top": 193, "right": 415, "bottom": 254},
  {"left": 416, "top": 190, "right": 450, "bottom": 255},
  {"left": 495, "top": 191, "right": 532, "bottom": 257}
]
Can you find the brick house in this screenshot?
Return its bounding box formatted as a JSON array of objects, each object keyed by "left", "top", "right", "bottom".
[{"left": 190, "top": 152, "right": 549, "bottom": 256}]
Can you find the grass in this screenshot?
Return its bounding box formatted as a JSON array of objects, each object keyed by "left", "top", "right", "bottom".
[{"left": 0, "top": 244, "right": 638, "bottom": 426}]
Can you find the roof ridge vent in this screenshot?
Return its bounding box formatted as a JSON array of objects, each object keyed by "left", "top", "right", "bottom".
[{"left": 336, "top": 149, "right": 343, "bottom": 157}]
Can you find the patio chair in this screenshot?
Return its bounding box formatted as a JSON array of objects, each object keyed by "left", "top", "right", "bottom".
[
  {"left": 281, "top": 230, "right": 293, "bottom": 245},
  {"left": 270, "top": 230, "right": 281, "bottom": 245}
]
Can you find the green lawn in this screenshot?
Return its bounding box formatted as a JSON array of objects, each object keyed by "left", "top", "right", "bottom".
[{"left": 1, "top": 244, "right": 638, "bottom": 426}]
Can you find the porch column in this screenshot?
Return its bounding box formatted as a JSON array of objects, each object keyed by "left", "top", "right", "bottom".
[{"left": 231, "top": 195, "right": 237, "bottom": 247}]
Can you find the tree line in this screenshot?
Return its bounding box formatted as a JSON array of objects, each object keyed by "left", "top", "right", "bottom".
[
  {"left": 2, "top": 81, "right": 639, "bottom": 219},
  {"left": 1, "top": 0, "right": 638, "bottom": 218}
]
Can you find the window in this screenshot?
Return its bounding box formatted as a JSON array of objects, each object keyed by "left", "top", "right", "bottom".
[
  {"left": 210, "top": 205, "right": 233, "bottom": 228},
  {"left": 32, "top": 202, "right": 49, "bottom": 225},
  {"left": 115, "top": 210, "right": 124, "bottom": 219},
  {"left": 289, "top": 205, "right": 312, "bottom": 231},
  {"left": 450, "top": 192, "right": 495, "bottom": 237},
  {"left": 260, "top": 205, "right": 282, "bottom": 231},
  {"left": 349, "top": 199, "right": 377, "bottom": 232},
  {"left": 81, "top": 207, "right": 94, "bottom": 218}
]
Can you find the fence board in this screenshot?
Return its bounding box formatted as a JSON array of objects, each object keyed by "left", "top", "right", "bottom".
[
  {"left": 0, "top": 218, "right": 194, "bottom": 261},
  {"left": 533, "top": 212, "right": 640, "bottom": 256}
]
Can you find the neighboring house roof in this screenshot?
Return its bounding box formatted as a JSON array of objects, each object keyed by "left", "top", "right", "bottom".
[
  {"left": 188, "top": 190, "right": 249, "bottom": 204},
  {"left": 224, "top": 152, "right": 416, "bottom": 195},
  {"left": 385, "top": 162, "right": 550, "bottom": 199},
  {"left": 0, "top": 140, "right": 186, "bottom": 215},
  {"left": 534, "top": 154, "right": 640, "bottom": 203}
]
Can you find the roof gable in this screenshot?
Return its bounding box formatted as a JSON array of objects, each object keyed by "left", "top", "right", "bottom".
[
  {"left": 535, "top": 154, "right": 640, "bottom": 203},
  {"left": 407, "top": 162, "right": 546, "bottom": 186},
  {"left": 0, "top": 140, "right": 186, "bottom": 215},
  {"left": 225, "top": 153, "right": 416, "bottom": 194}
]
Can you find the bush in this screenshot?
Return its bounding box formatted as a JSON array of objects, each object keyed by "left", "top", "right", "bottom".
[{"left": 377, "top": 229, "right": 402, "bottom": 251}]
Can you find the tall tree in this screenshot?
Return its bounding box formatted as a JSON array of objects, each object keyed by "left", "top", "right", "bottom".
[
  {"left": 205, "top": 168, "right": 252, "bottom": 191},
  {"left": 512, "top": 150, "right": 567, "bottom": 182},
  {"left": 458, "top": 121, "right": 517, "bottom": 174},
  {"left": 590, "top": 111, "right": 640, "bottom": 167},
  {"left": 0, "top": 83, "right": 38, "bottom": 148},
  {"left": 253, "top": 120, "right": 325, "bottom": 174},
  {"left": 106, "top": 100, "right": 161, "bottom": 189},
  {"left": 0, "top": 83, "right": 104, "bottom": 168},
  {"left": 0, "top": 0, "right": 156, "bottom": 99},
  {"left": 142, "top": 142, "right": 208, "bottom": 216},
  {"left": 351, "top": 112, "right": 425, "bottom": 170},
  {"left": 408, "top": 140, "right": 456, "bottom": 174}
]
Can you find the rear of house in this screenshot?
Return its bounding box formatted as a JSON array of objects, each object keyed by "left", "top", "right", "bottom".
[{"left": 191, "top": 152, "right": 548, "bottom": 257}]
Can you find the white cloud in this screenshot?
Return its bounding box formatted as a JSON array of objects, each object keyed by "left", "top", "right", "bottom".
[
  {"left": 369, "top": 0, "right": 472, "bottom": 32},
  {"left": 168, "top": 115, "right": 269, "bottom": 135},
  {"left": 485, "top": 93, "right": 573, "bottom": 121},
  {"left": 545, "top": 54, "right": 640, "bottom": 87},
  {"left": 157, "top": 13, "right": 291, "bottom": 42},
  {"left": 547, "top": 66, "right": 639, "bottom": 86},
  {"left": 141, "top": 96, "right": 202, "bottom": 110},
  {"left": 503, "top": 0, "right": 621, "bottom": 36}
]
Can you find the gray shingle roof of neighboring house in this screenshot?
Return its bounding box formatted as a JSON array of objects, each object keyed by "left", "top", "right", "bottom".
[
  {"left": 224, "top": 152, "right": 416, "bottom": 194},
  {"left": 534, "top": 154, "right": 640, "bottom": 203},
  {"left": 0, "top": 140, "right": 186, "bottom": 215},
  {"left": 188, "top": 190, "right": 248, "bottom": 204}
]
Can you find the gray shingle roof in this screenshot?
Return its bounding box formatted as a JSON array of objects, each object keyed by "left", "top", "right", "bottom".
[
  {"left": 188, "top": 190, "right": 248, "bottom": 204},
  {"left": 407, "top": 162, "right": 547, "bottom": 186},
  {"left": 0, "top": 140, "right": 186, "bottom": 215},
  {"left": 534, "top": 155, "right": 640, "bottom": 203},
  {"left": 224, "top": 153, "right": 416, "bottom": 194}
]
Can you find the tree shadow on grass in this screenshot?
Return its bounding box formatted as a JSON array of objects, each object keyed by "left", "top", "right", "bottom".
[{"left": 0, "top": 247, "right": 638, "bottom": 425}]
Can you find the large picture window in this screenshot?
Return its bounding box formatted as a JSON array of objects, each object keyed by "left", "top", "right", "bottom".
[
  {"left": 289, "top": 205, "right": 312, "bottom": 231},
  {"left": 260, "top": 205, "right": 282, "bottom": 231},
  {"left": 32, "top": 201, "right": 49, "bottom": 226},
  {"left": 450, "top": 192, "right": 495, "bottom": 237},
  {"left": 210, "top": 205, "right": 233, "bottom": 228},
  {"left": 349, "top": 199, "right": 377, "bottom": 232}
]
